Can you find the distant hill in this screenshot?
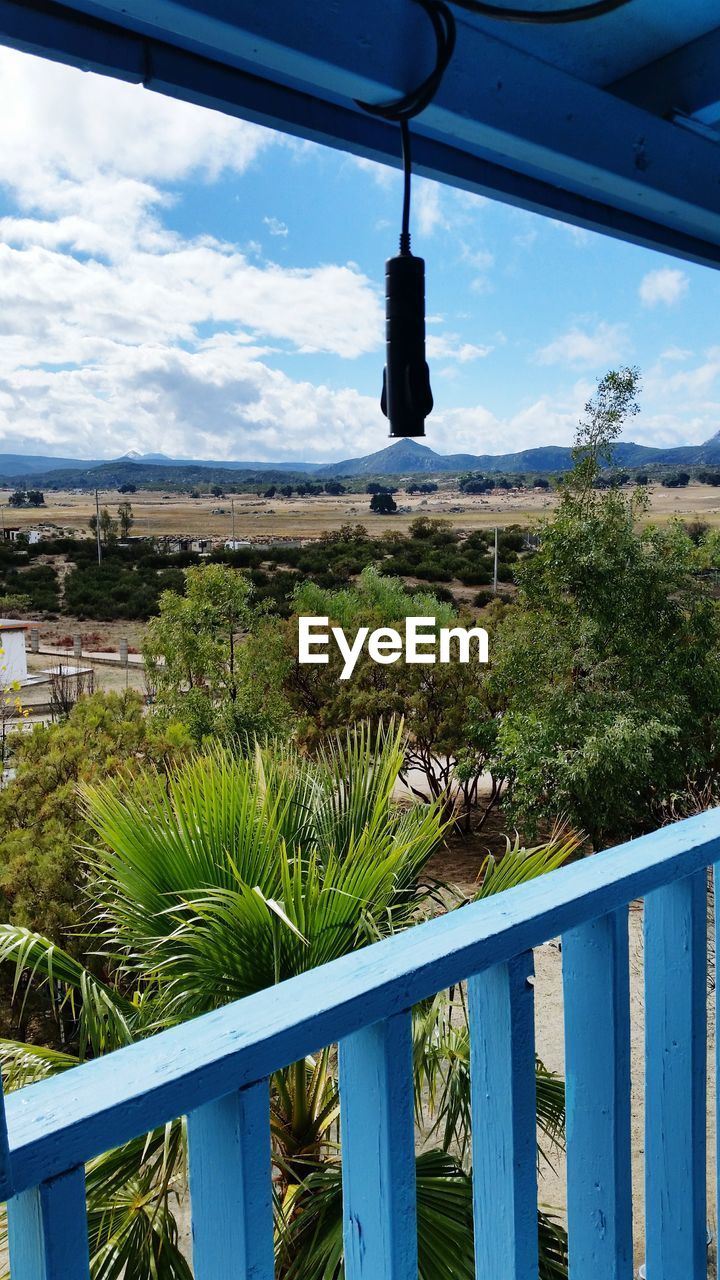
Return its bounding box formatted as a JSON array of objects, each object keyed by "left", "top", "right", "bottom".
[
  {"left": 0, "top": 451, "right": 320, "bottom": 483},
  {"left": 316, "top": 437, "right": 668, "bottom": 478},
  {"left": 2, "top": 431, "right": 720, "bottom": 488},
  {"left": 116, "top": 452, "right": 321, "bottom": 473},
  {"left": 0, "top": 453, "right": 102, "bottom": 477}
]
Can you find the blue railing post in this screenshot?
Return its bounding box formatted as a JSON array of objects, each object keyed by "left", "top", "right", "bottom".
[
  {"left": 339, "top": 1011, "right": 417, "bottom": 1280},
  {"left": 716, "top": 864, "right": 720, "bottom": 1259},
  {"left": 0, "top": 1070, "right": 11, "bottom": 1202},
  {"left": 469, "top": 950, "right": 538, "bottom": 1280},
  {"left": 186, "top": 1079, "right": 274, "bottom": 1280},
  {"left": 645, "top": 871, "right": 707, "bottom": 1280},
  {"left": 562, "top": 908, "right": 633, "bottom": 1280},
  {"left": 7, "top": 1167, "right": 90, "bottom": 1280}
]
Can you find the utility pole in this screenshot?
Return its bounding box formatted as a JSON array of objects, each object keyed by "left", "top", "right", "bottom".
[
  {"left": 493, "top": 525, "right": 498, "bottom": 595},
  {"left": 95, "top": 489, "right": 102, "bottom": 565},
  {"left": 231, "top": 498, "right": 236, "bottom": 547}
]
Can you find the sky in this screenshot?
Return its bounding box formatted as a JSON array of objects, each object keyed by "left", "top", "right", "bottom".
[{"left": 1, "top": 45, "right": 720, "bottom": 464}]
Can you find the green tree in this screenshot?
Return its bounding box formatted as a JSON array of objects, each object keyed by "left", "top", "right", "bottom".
[
  {"left": 370, "top": 492, "right": 398, "bottom": 514},
  {"left": 0, "top": 724, "right": 572, "bottom": 1279},
  {"left": 257, "top": 568, "right": 502, "bottom": 828},
  {"left": 117, "top": 501, "right": 134, "bottom": 538},
  {"left": 89, "top": 507, "right": 118, "bottom": 546},
  {"left": 492, "top": 368, "right": 720, "bottom": 845},
  {"left": 144, "top": 562, "right": 292, "bottom": 744},
  {"left": 0, "top": 692, "right": 191, "bottom": 951},
  {"left": 565, "top": 365, "right": 640, "bottom": 506}
]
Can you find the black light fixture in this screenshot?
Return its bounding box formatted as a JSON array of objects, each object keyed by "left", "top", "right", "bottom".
[
  {"left": 381, "top": 120, "right": 434, "bottom": 437},
  {"left": 356, "top": 0, "right": 455, "bottom": 439},
  {"left": 381, "top": 234, "right": 433, "bottom": 438},
  {"left": 357, "top": 0, "right": 632, "bottom": 439}
]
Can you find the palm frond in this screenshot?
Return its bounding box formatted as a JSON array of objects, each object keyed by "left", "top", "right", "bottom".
[
  {"left": 0, "top": 925, "right": 135, "bottom": 1058},
  {"left": 0, "top": 1038, "right": 78, "bottom": 1091},
  {"left": 278, "top": 1149, "right": 566, "bottom": 1280},
  {"left": 474, "top": 824, "right": 581, "bottom": 899}
]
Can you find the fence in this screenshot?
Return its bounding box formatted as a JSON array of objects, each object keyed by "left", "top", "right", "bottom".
[{"left": 2, "top": 810, "right": 720, "bottom": 1278}]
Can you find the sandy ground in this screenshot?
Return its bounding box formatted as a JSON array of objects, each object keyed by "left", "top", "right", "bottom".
[{"left": 5, "top": 481, "right": 720, "bottom": 542}]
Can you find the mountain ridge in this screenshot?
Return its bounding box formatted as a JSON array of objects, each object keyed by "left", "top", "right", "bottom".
[{"left": 1, "top": 433, "right": 718, "bottom": 486}]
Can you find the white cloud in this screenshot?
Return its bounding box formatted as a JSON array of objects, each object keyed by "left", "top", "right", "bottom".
[
  {"left": 0, "top": 239, "right": 382, "bottom": 360},
  {"left": 660, "top": 346, "right": 692, "bottom": 362},
  {"left": 0, "top": 340, "right": 388, "bottom": 463},
  {"left": 0, "top": 47, "right": 391, "bottom": 462},
  {"left": 535, "top": 321, "right": 628, "bottom": 368},
  {"left": 263, "top": 217, "right": 288, "bottom": 238},
  {"left": 426, "top": 334, "right": 493, "bottom": 363},
  {"left": 639, "top": 268, "right": 689, "bottom": 307},
  {"left": 550, "top": 220, "right": 593, "bottom": 247},
  {"left": 0, "top": 49, "right": 272, "bottom": 203},
  {"left": 428, "top": 390, "right": 585, "bottom": 457},
  {"left": 414, "top": 180, "right": 448, "bottom": 238}
]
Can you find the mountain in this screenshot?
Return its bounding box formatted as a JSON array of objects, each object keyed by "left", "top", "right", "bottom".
[
  {"left": 316, "top": 437, "right": 668, "bottom": 478},
  {"left": 3, "top": 431, "right": 720, "bottom": 488},
  {"left": 116, "top": 452, "right": 320, "bottom": 472},
  {"left": 0, "top": 453, "right": 102, "bottom": 477}
]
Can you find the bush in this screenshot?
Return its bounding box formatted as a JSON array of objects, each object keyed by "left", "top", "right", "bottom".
[{"left": 64, "top": 563, "right": 185, "bottom": 620}]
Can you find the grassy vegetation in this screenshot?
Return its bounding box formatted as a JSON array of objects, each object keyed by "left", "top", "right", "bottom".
[{"left": 2, "top": 520, "right": 526, "bottom": 620}]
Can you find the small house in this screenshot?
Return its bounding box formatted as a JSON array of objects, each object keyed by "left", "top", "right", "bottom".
[{"left": 0, "top": 619, "right": 28, "bottom": 684}]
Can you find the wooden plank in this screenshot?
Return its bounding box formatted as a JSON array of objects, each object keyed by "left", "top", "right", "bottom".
[
  {"left": 469, "top": 952, "right": 537, "bottom": 1280},
  {"left": 186, "top": 1079, "right": 274, "bottom": 1280},
  {"left": 644, "top": 872, "right": 707, "bottom": 1279},
  {"left": 4, "top": 0, "right": 720, "bottom": 270},
  {"left": 562, "top": 909, "right": 633, "bottom": 1280},
  {"left": 10, "top": 0, "right": 720, "bottom": 267},
  {"left": 0, "top": 1074, "right": 12, "bottom": 1201},
  {"left": 6, "top": 811, "right": 720, "bottom": 1195},
  {"left": 7, "top": 1166, "right": 90, "bottom": 1280},
  {"left": 712, "top": 865, "right": 717, "bottom": 1254},
  {"left": 339, "top": 1011, "right": 417, "bottom": 1280}
]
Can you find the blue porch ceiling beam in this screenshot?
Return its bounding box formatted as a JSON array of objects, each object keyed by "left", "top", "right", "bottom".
[
  {"left": 5, "top": 3, "right": 720, "bottom": 268},
  {"left": 610, "top": 24, "right": 720, "bottom": 126}
]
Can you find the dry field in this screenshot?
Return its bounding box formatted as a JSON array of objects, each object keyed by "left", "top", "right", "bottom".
[
  {"left": 1, "top": 485, "right": 554, "bottom": 540},
  {"left": 4, "top": 481, "right": 720, "bottom": 542}
]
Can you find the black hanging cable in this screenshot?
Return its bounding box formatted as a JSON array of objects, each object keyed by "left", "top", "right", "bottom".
[
  {"left": 356, "top": 0, "right": 456, "bottom": 253},
  {"left": 450, "top": 0, "right": 631, "bottom": 23},
  {"left": 400, "top": 119, "right": 412, "bottom": 254}
]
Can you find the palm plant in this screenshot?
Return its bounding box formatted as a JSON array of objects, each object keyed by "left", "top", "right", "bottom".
[{"left": 0, "top": 722, "right": 574, "bottom": 1278}]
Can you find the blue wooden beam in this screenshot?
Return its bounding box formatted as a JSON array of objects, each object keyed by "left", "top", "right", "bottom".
[
  {"left": 0, "top": 1073, "right": 12, "bottom": 1202},
  {"left": 7, "top": 1167, "right": 90, "bottom": 1280},
  {"left": 611, "top": 23, "right": 720, "bottom": 124},
  {"left": 562, "top": 909, "right": 633, "bottom": 1280},
  {"left": 644, "top": 873, "right": 707, "bottom": 1279},
  {"left": 469, "top": 952, "right": 538, "bottom": 1280},
  {"left": 5, "top": 2, "right": 720, "bottom": 266},
  {"left": 339, "top": 1013, "right": 417, "bottom": 1280},
  {"left": 186, "top": 1081, "right": 275, "bottom": 1280}
]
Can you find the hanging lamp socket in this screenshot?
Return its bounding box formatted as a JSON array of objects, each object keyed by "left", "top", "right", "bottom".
[{"left": 381, "top": 248, "right": 434, "bottom": 438}]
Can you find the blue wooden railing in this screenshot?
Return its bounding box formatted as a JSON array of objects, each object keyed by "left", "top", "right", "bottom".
[{"left": 2, "top": 809, "right": 720, "bottom": 1279}]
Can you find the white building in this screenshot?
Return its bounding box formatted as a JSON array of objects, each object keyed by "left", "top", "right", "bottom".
[{"left": 0, "top": 620, "right": 28, "bottom": 685}]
